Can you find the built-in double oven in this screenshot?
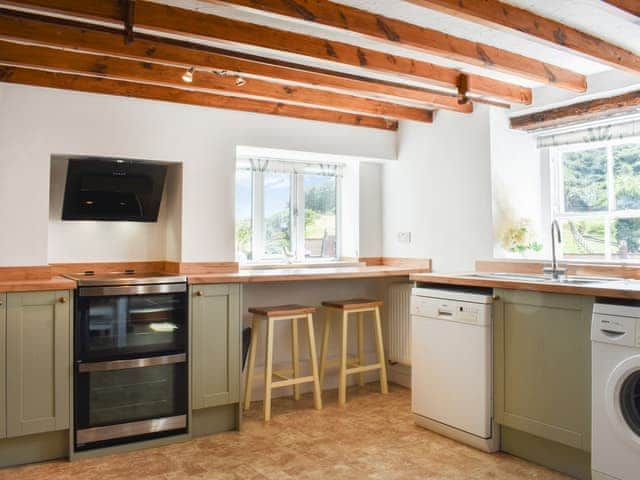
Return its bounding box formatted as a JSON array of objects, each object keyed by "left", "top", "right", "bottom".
[{"left": 70, "top": 272, "right": 188, "bottom": 451}]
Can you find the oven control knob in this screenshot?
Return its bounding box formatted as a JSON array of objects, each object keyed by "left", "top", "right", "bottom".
[{"left": 59, "top": 296, "right": 67, "bottom": 304}]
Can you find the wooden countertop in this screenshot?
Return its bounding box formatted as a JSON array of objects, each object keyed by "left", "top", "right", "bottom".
[
  {"left": 189, "top": 265, "right": 431, "bottom": 284},
  {"left": 0, "top": 276, "right": 77, "bottom": 293},
  {"left": 0, "top": 261, "right": 431, "bottom": 292},
  {"left": 411, "top": 272, "right": 640, "bottom": 300}
]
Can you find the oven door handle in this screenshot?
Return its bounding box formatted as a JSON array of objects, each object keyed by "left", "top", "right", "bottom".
[{"left": 78, "top": 353, "right": 186, "bottom": 373}]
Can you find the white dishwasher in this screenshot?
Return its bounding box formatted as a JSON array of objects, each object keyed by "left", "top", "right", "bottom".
[{"left": 411, "top": 286, "right": 499, "bottom": 452}]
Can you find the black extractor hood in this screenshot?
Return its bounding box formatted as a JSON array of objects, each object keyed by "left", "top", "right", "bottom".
[{"left": 62, "top": 158, "right": 167, "bottom": 222}]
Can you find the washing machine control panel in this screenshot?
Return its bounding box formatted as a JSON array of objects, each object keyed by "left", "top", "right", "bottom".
[{"left": 592, "top": 313, "right": 638, "bottom": 347}]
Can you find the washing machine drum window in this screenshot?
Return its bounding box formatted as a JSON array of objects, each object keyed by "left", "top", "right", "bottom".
[{"left": 621, "top": 370, "right": 640, "bottom": 437}]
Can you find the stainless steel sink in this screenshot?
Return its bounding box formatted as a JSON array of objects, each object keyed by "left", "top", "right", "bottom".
[{"left": 465, "top": 272, "right": 618, "bottom": 285}]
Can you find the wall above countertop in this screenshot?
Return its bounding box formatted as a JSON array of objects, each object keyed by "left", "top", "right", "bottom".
[
  {"left": 0, "top": 83, "right": 395, "bottom": 267},
  {"left": 382, "top": 106, "right": 494, "bottom": 272}
]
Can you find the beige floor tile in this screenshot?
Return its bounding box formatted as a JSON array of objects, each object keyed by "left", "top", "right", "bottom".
[{"left": 0, "top": 384, "right": 570, "bottom": 480}]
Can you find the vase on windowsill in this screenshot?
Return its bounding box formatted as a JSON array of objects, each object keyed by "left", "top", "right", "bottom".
[{"left": 499, "top": 218, "right": 543, "bottom": 258}]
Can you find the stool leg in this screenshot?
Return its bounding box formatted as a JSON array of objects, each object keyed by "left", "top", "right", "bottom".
[
  {"left": 318, "top": 308, "right": 331, "bottom": 387},
  {"left": 373, "top": 307, "right": 389, "bottom": 395},
  {"left": 357, "top": 311, "right": 365, "bottom": 387},
  {"left": 305, "top": 313, "right": 323, "bottom": 410},
  {"left": 291, "top": 317, "right": 300, "bottom": 401},
  {"left": 264, "top": 317, "right": 275, "bottom": 421},
  {"left": 243, "top": 315, "right": 259, "bottom": 411},
  {"left": 338, "top": 310, "right": 349, "bottom": 406}
]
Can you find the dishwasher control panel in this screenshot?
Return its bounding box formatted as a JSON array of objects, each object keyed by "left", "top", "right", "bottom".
[{"left": 411, "top": 295, "right": 492, "bottom": 326}]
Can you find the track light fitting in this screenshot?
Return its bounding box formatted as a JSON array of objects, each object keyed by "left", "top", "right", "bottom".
[{"left": 182, "top": 67, "right": 194, "bottom": 83}]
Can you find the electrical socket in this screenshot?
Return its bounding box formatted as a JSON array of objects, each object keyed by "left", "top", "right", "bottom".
[{"left": 397, "top": 232, "right": 412, "bottom": 244}]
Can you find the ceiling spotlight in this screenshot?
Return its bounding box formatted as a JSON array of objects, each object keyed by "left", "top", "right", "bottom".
[
  {"left": 182, "top": 67, "right": 194, "bottom": 83},
  {"left": 235, "top": 76, "right": 246, "bottom": 87}
]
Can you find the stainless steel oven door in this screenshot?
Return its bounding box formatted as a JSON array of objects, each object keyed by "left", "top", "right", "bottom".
[
  {"left": 76, "top": 283, "right": 187, "bottom": 361},
  {"left": 75, "top": 353, "right": 188, "bottom": 449}
]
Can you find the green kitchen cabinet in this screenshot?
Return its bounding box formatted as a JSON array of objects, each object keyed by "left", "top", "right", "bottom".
[
  {"left": 5, "top": 290, "right": 71, "bottom": 438},
  {"left": 0, "top": 293, "right": 5, "bottom": 439},
  {"left": 190, "top": 284, "right": 241, "bottom": 410},
  {"left": 494, "top": 289, "right": 593, "bottom": 452}
]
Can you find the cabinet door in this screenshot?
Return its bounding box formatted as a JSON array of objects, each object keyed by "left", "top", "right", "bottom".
[
  {"left": 0, "top": 293, "right": 5, "bottom": 439},
  {"left": 191, "top": 284, "right": 241, "bottom": 410},
  {"left": 6, "top": 290, "right": 71, "bottom": 437},
  {"left": 494, "top": 289, "right": 593, "bottom": 451}
]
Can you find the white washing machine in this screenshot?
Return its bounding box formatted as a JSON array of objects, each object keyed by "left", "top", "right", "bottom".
[{"left": 592, "top": 302, "right": 640, "bottom": 480}]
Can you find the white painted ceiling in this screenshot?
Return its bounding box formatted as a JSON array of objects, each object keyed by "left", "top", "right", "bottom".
[{"left": 154, "top": 0, "right": 640, "bottom": 104}]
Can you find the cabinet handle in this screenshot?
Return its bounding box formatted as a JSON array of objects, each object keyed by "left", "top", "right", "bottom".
[
  {"left": 59, "top": 296, "right": 67, "bottom": 304},
  {"left": 196, "top": 290, "right": 204, "bottom": 297},
  {"left": 492, "top": 295, "right": 500, "bottom": 301}
]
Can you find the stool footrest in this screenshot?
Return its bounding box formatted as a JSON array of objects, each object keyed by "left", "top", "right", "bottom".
[
  {"left": 271, "top": 376, "right": 315, "bottom": 388},
  {"left": 272, "top": 370, "right": 292, "bottom": 381},
  {"left": 345, "top": 363, "right": 382, "bottom": 375},
  {"left": 323, "top": 357, "right": 360, "bottom": 370}
]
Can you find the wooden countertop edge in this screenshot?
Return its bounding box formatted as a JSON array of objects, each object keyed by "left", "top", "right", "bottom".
[
  {"left": 189, "top": 266, "right": 431, "bottom": 284},
  {"left": 0, "top": 276, "right": 77, "bottom": 293},
  {"left": 0, "top": 266, "right": 431, "bottom": 291},
  {"left": 410, "top": 273, "right": 640, "bottom": 300}
]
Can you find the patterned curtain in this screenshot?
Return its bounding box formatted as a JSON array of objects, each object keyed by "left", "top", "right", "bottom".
[
  {"left": 537, "top": 119, "right": 640, "bottom": 148},
  {"left": 238, "top": 158, "right": 345, "bottom": 177},
  {"left": 248, "top": 158, "right": 269, "bottom": 172}
]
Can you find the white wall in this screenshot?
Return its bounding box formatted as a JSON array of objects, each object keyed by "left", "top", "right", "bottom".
[
  {"left": 382, "top": 107, "right": 494, "bottom": 272},
  {"left": 489, "top": 108, "right": 547, "bottom": 259},
  {"left": 0, "top": 84, "right": 394, "bottom": 266},
  {"left": 359, "top": 162, "right": 383, "bottom": 258}
]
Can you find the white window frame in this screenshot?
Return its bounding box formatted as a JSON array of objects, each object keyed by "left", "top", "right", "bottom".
[
  {"left": 549, "top": 135, "right": 640, "bottom": 260},
  {"left": 241, "top": 167, "right": 342, "bottom": 264}
]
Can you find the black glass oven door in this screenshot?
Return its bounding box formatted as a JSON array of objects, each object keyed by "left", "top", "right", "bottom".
[
  {"left": 75, "top": 354, "right": 187, "bottom": 449},
  {"left": 76, "top": 286, "right": 187, "bottom": 361}
]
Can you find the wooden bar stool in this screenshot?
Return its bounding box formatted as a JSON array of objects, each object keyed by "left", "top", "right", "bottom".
[
  {"left": 319, "top": 299, "right": 388, "bottom": 406},
  {"left": 243, "top": 304, "right": 322, "bottom": 421}
]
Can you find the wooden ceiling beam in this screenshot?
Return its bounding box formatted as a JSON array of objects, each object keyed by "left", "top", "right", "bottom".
[
  {"left": 0, "top": 66, "right": 398, "bottom": 130},
  {"left": 0, "top": 40, "right": 435, "bottom": 122},
  {"left": 0, "top": 0, "right": 532, "bottom": 104},
  {"left": 0, "top": 10, "right": 471, "bottom": 113},
  {"left": 216, "top": 0, "right": 586, "bottom": 92},
  {"left": 406, "top": 0, "right": 640, "bottom": 75},
  {"left": 602, "top": 1, "right": 640, "bottom": 17},
  {"left": 510, "top": 90, "right": 640, "bottom": 131}
]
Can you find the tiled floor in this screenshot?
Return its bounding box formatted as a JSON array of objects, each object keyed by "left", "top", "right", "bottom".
[{"left": 1, "top": 384, "right": 569, "bottom": 480}]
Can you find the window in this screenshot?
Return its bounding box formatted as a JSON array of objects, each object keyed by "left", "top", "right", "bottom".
[
  {"left": 551, "top": 138, "right": 640, "bottom": 261},
  {"left": 235, "top": 158, "right": 341, "bottom": 263}
]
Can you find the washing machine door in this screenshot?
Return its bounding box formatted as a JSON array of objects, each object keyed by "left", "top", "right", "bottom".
[{"left": 605, "top": 354, "right": 640, "bottom": 447}]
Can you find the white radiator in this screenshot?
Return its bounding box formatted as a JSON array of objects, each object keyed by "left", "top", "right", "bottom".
[{"left": 384, "top": 282, "right": 413, "bottom": 366}]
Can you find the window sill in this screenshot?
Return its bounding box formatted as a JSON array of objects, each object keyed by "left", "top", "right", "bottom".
[{"left": 240, "top": 259, "right": 362, "bottom": 271}]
